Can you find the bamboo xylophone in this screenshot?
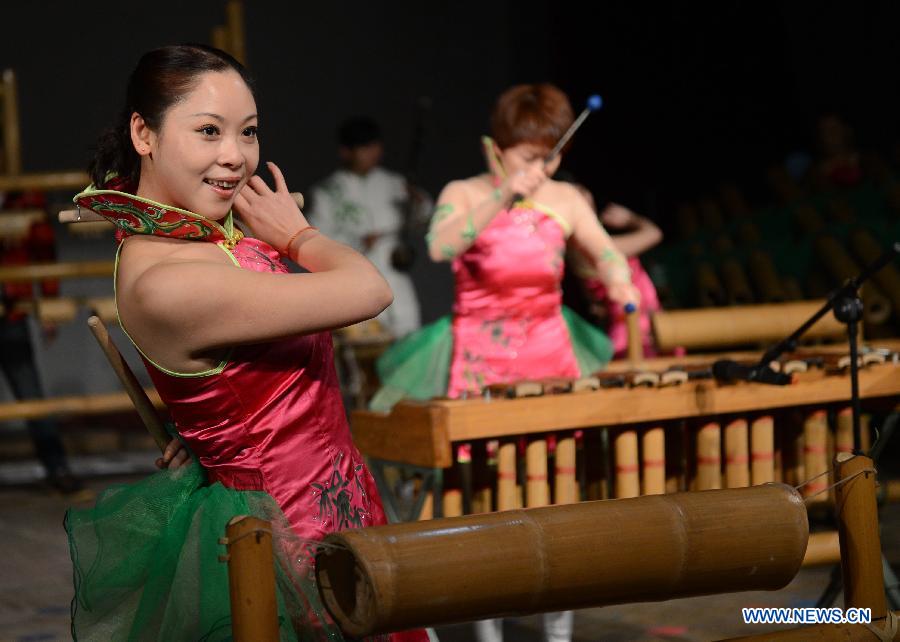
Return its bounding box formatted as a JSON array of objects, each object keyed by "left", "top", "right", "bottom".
[{"left": 352, "top": 341, "right": 900, "bottom": 520}]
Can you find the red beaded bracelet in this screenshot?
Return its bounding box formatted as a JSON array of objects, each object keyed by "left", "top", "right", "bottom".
[{"left": 281, "top": 225, "right": 318, "bottom": 255}]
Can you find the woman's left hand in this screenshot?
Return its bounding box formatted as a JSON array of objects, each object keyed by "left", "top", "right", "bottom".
[
  {"left": 156, "top": 437, "right": 191, "bottom": 470},
  {"left": 234, "top": 162, "right": 310, "bottom": 253}
]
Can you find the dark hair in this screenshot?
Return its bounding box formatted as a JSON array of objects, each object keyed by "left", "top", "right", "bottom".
[
  {"left": 89, "top": 44, "right": 256, "bottom": 188},
  {"left": 490, "top": 83, "right": 573, "bottom": 151},
  {"left": 337, "top": 116, "right": 381, "bottom": 149}
]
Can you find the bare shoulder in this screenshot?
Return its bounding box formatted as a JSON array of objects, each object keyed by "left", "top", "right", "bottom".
[
  {"left": 438, "top": 175, "right": 491, "bottom": 203},
  {"left": 117, "top": 236, "right": 236, "bottom": 321},
  {"left": 537, "top": 180, "right": 589, "bottom": 222}
]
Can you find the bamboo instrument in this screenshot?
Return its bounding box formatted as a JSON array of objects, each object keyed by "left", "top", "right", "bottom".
[
  {"left": 316, "top": 484, "right": 808, "bottom": 637},
  {"left": 224, "top": 516, "right": 279, "bottom": 642},
  {"left": 651, "top": 301, "right": 845, "bottom": 351}
]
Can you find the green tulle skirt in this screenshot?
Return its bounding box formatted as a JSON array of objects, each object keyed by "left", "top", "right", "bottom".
[
  {"left": 65, "top": 463, "right": 346, "bottom": 641},
  {"left": 369, "top": 307, "right": 613, "bottom": 412}
]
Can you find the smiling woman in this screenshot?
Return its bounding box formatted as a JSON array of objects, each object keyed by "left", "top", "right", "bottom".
[{"left": 64, "top": 44, "right": 426, "bottom": 642}]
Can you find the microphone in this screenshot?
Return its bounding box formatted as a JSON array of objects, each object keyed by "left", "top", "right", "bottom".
[{"left": 711, "top": 359, "right": 793, "bottom": 386}]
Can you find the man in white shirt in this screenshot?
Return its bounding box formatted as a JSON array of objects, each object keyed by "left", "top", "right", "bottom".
[{"left": 308, "top": 117, "right": 426, "bottom": 338}]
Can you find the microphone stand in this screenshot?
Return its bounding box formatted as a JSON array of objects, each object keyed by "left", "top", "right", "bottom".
[
  {"left": 755, "top": 241, "right": 899, "bottom": 455},
  {"left": 758, "top": 240, "right": 900, "bottom": 610}
]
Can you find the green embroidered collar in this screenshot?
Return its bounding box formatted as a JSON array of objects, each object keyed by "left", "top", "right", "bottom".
[{"left": 74, "top": 175, "right": 243, "bottom": 248}]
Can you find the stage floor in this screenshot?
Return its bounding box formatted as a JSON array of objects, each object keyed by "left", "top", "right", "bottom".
[{"left": 1, "top": 464, "right": 897, "bottom": 642}]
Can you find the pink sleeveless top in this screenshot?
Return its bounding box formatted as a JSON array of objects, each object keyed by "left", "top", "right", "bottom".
[
  {"left": 447, "top": 201, "right": 580, "bottom": 397},
  {"left": 133, "top": 238, "right": 387, "bottom": 543}
]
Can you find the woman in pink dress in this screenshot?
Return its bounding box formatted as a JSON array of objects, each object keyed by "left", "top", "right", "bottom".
[
  {"left": 372, "top": 84, "right": 637, "bottom": 409},
  {"left": 65, "top": 44, "right": 427, "bottom": 641},
  {"left": 371, "top": 83, "right": 638, "bottom": 642}
]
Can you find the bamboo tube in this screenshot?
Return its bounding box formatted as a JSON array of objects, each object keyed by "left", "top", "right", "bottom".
[
  {"left": 0, "top": 171, "right": 89, "bottom": 192},
  {"left": 836, "top": 407, "right": 854, "bottom": 456},
  {"left": 497, "top": 441, "right": 518, "bottom": 511},
  {"left": 803, "top": 410, "right": 829, "bottom": 502},
  {"left": 526, "top": 437, "right": 550, "bottom": 508},
  {"left": 224, "top": 516, "right": 279, "bottom": 642},
  {"left": 815, "top": 236, "right": 891, "bottom": 325},
  {"left": 315, "top": 484, "right": 809, "bottom": 637},
  {"left": 748, "top": 250, "right": 788, "bottom": 303},
  {"left": 614, "top": 430, "right": 640, "bottom": 498},
  {"left": 554, "top": 434, "right": 578, "bottom": 505},
  {"left": 625, "top": 306, "right": 642, "bottom": 362},
  {"left": 750, "top": 415, "right": 775, "bottom": 485},
  {"left": 0, "top": 389, "right": 163, "bottom": 422},
  {"left": 651, "top": 301, "right": 845, "bottom": 351},
  {"left": 834, "top": 453, "right": 887, "bottom": 618},
  {"left": 2, "top": 69, "right": 22, "bottom": 174},
  {"left": 696, "top": 422, "right": 721, "bottom": 490},
  {"left": 0, "top": 260, "right": 114, "bottom": 283},
  {"left": 724, "top": 418, "right": 750, "bottom": 488},
  {"left": 802, "top": 530, "right": 841, "bottom": 567},
  {"left": 87, "top": 316, "right": 170, "bottom": 451},
  {"left": 641, "top": 427, "right": 665, "bottom": 495}
]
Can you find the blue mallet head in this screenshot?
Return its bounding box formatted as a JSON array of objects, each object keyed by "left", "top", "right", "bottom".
[
  {"left": 624, "top": 302, "right": 637, "bottom": 314},
  {"left": 587, "top": 94, "right": 603, "bottom": 111}
]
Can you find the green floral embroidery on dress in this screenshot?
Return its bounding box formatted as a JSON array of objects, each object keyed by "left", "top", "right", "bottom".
[
  {"left": 311, "top": 453, "right": 369, "bottom": 531},
  {"left": 441, "top": 244, "right": 457, "bottom": 259},
  {"left": 461, "top": 216, "right": 478, "bottom": 243}
]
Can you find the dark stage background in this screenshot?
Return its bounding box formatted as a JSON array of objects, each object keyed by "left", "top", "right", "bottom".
[{"left": 2, "top": 1, "right": 899, "bottom": 319}]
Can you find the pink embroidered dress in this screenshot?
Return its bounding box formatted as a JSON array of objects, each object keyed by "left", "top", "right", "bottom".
[
  {"left": 371, "top": 143, "right": 613, "bottom": 411},
  {"left": 64, "top": 177, "right": 426, "bottom": 641}
]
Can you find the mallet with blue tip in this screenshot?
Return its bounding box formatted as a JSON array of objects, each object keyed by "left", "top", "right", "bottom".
[{"left": 511, "top": 94, "right": 603, "bottom": 203}]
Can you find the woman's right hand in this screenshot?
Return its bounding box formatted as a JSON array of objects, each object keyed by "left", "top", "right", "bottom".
[
  {"left": 504, "top": 159, "right": 548, "bottom": 199},
  {"left": 233, "top": 161, "right": 310, "bottom": 253}
]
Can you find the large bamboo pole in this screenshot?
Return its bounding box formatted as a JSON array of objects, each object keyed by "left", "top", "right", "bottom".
[
  {"left": 834, "top": 453, "right": 887, "bottom": 618},
  {"left": 315, "top": 484, "right": 808, "bottom": 637},
  {"left": 652, "top": 301, "right": 845, "bottom": 352},
  {"left": 224, "top": 516, "right": 279, "bottom": 642}
]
